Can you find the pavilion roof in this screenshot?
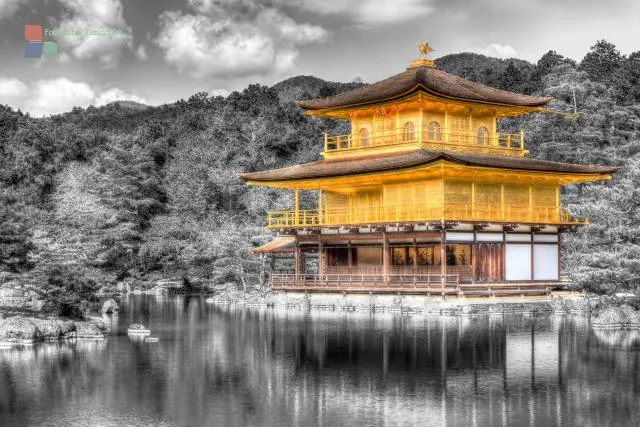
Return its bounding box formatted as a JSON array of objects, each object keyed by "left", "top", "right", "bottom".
[
  {"left": 297, "top": 65, "right": 552, "bottom": 111},
  {"left": 240, "top": 149, "right": 619, "bottom": 182}
]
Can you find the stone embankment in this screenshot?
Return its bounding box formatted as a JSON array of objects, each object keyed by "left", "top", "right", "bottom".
[
  {"left": 206, "top": 290, "right": 592, "bottom": 316},
  {"left": 0, "top": 316, "right": 107, "bottom": 346}
]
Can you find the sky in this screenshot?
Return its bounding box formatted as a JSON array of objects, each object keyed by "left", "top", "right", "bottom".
[{"left": 0, "top": 0, "right": 639, "bottom": 116}]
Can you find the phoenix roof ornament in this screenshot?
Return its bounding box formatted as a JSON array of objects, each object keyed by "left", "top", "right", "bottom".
[{"left": 419, "top": 42, "right": 434, "bottom": 56}]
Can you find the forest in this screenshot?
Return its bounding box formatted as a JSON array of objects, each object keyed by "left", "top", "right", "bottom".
[{"left": 1, "top": 40, "right": 639, "bottom": 310}]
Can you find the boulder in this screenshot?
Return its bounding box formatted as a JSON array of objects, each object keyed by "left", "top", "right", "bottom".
[
  {"left": 101, "top": 299, "right": 119, "bottom": 314},
  {"left": 0, "top": 316, "right": 41, "bottom": 342},
  {"left": 31, "top": 319, "right": 63, "bottom": 340},
  {"left": 592, "top": 306, "right": 640, "bottom": 329},
  {"left": 75, "top": 321, "right": 105, "bottom": 338},
  {"left": 127, "top": 323, "right": 151, "bottom": 334}
]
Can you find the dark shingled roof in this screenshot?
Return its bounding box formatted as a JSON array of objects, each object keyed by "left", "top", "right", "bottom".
[
  {"left": 297, "top": 65, "right": 552, "bottom": 110},
  {"left": 240, "top": 150, "right": 619, "bottom": 182}
]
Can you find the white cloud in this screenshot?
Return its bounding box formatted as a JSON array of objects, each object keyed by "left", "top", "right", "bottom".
[
  {"left": 209, "top": 88, "right": 230, "bottom": 97},
  {"left": 476, "top": 43, "right": 519, "bottom": 59},
  {"left": 0, "top": 0, "right": 29, "bottom": 20},
  {"left": 0, "top": 75, "right": 28, "bottom": 101},
  {"left": 95, "top": 88, "right": 147, "bottom": 106},
  {"left": 155, "top": 4, "right": 327, "bottom": 79},
  {"left": 135, "top": 44, "right": 148, "bottom": 61},
  {"left": 52, "top": 0, "right": 133, "bottom": 67},
  {"left": 27, "top": 78, "right": 95, "bottom": 116},
  {"left": 293, "top": 0, "right": 433, "bottom": 25},
  {"left": 0, "top": 75, "right": 147, "bottom": 116}
]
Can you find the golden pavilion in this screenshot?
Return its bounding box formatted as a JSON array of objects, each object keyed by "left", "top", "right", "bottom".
[{"left": 240, "top": 44, "right": 618, "bottom": 297}]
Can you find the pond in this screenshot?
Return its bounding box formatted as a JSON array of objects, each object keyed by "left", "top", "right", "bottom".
[{"left": 0, "top": 295, "right": 639, "bottom": 426}]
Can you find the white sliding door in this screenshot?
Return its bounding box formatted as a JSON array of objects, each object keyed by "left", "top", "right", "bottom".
[
  {"left": 533, "top": 244, "right": 559, "bottom": 280},
  {"left": 505, "top": 244, "right": 532, "bottom": 281}
]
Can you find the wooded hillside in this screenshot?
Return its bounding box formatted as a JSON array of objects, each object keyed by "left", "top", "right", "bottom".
[{"left": 1, "top": 40, "right": 639, "bottom": 300}]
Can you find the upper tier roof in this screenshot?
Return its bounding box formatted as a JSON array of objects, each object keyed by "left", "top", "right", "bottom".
[
  {"left": 240, "top": 150, "right": 619, "bottom": 182},
  {"left": 297, "top": 65, "right": 553, "bottom": 111}
]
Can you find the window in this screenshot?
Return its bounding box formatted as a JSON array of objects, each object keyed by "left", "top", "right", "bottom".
[
  {"left": 477, "top": 126, "right": 489, "bottom": 145},
  {"left": 358, "top": 127, "right": 370, "bottom": 146},
  {"left": 403, "top": 121, "right": 415, "bottom": 141},
  {"left": 427, "top": 121, "right": 441, "bottom": 142},
  {"left": 445, "top": 244, "right": 471, "bottom": 266},
  {"left": 416, "top": 245, "right": 441, "bottom": 265}
]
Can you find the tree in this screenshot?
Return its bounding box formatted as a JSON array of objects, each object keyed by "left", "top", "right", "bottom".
[
  {"left": 612, "top": 51, "right": 640, "bottom": 105},
  {"left": 0, "top": 190, "right": 35, "bottom": 274},
  {"left": 580, "top": 40, "right": 624, "bottom": 83}
]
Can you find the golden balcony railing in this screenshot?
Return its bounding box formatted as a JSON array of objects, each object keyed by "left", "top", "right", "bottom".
[
  {"left": 323, "top": 127, "right": 525, "bottom": 157},
  {"left": 267, "top": 204, "right": 585, "bottom": 228}
]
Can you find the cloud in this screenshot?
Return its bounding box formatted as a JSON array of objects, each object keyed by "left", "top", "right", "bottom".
[
  {"left": 0, "top": 75, "right": 28, "bottom": 100},
  {"left": 209, "top": 88, "right": 230, "bottom": 97},
  {"left": 94, "top": 88, "right": 148, "bottom": 106},
  {"left": 0, "top": 0, "right": 29, "bottom": 20},
  {"left": 0, "top": 75, "right": 146, "bottom": 116},
  {"left": 25, "top": 78, "right": 95, "bottom": 116},
  {"left": 52, "top": 0, "right": 133, "bottom": 67},
  {"left": 135, "top": 44, "right": 148, "bottom": 61},
  {"left": 475, "top": 43, "right": 519, "bottom": 59},
  {"left": 155, "top": 4, "right": 327, "bottom": 79},
  {"left": 292, "top": 0, "right": 433, "bottom": 25}
]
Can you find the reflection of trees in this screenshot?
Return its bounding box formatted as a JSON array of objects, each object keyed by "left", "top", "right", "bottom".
[{"left": 1, "top": 299, "right": 639, "bottom": 425}]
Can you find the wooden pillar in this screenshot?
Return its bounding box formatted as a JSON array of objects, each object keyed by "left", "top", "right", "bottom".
[
  {"left": 318, "top": 190, "right": 323, "bottom": 225},
  {"left": 500, "top": 183, "right": 505, "bottom": 221},
  {"left": 444, "top": 106, "right": 449, "bottom": 143},
  {"left": 318, "top": 238, "right": 324, "bottom": 277},
  {"left": 468, "top": 108, "right": 473, "bottom": 145},
  {"left": 347, "top": 240, "right": 352, "bottom": 273},
  {"left": 418, "top": 104, "right": 424, "bottom": 145},
  {"left": 294, "top": 189, "right": 300, "bottom": 226},
  {"left": 528, "top": 184, "right": 533, "bottom": 222},
  {"left": 294, "top": 241, "right": 301, "bottom": 279},
  {"left": 383, "top": 232, "right": 390, "bottom": 284},
  {"left": 440, "top": 230, "right": 446, "bottom": 284},
  {"left": 471, "top": 232, "right": 476, "bottom": 284},
  {"left": 413, "top": 239, "right": 417, "bottom": 274}
]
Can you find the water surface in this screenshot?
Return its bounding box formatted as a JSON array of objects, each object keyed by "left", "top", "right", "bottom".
[{"left": 1, "top": 295, "right": 639, "bottom": 426}]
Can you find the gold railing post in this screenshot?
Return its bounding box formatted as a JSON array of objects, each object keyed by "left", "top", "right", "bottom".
[
  {"left": 520, "top": 130, "right": 524, "bottom": 150},
  {"left": 324, "top": 131, "right": 328, "bottom": 152}
]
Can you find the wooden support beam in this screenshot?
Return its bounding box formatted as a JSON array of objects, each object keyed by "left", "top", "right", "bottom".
[
  {"left": 440, "top": 230, "right": 446, "bottom": 285},
  {"left": 383, "top": 232, "right": 390, "bottom": 284},
  {"left": 294, "top": 242, "right": 301, "bottom": 278}
]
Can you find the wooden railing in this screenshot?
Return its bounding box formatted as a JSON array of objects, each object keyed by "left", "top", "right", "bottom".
[
  {"left": 324, "top": 127, "right": 525, "bottom": 157},
  {"left": 270, "top": 273, "right": 554, "bottom": 296},
  {"left": 271, "top": 273, "right": 461, "bottom": 294},
  {"left": 267, "top": 204, "right": 583, "bottom": 228}
]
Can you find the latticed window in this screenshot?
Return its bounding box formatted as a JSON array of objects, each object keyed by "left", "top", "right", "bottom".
[
  {"left": 427, "top": 121, "right": 441, "bottom": 141},
  {"left": 477, "top": 126, "right": 489, "bottom": 145},
  {"left": 359, "top": 128, "right": 370, "bottom": 146},
  {"left": 403, "top": 121, "right": 415, "bottom": 141}
]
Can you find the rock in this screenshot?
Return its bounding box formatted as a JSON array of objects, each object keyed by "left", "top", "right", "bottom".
[
  {"left": 60, "top": 320, "right": 77, "bottom": 338},
  {"left": 75, "top": 321, "right": 105, "bottom": 338},
  {"left": 0, "top": 313, "right": 5, "bottom": 320},
  {"left": 592, "top": 306, "right": 640, "bottom": 329},
  {"left": 86, "top": 316, "right": 108, "bottom": 332},
  {"left": 128, "top": 323, "right": 151, "bottom": 334},
  {"left": 615, "top": 292, "right": 637, "bottom": 299},
  {"left": 0, "top": 317, "right": 41, "bottom": 342},
  {"left": 101, "top": 299, "right": 119, "bottom": 314},
  {"left": 31, "top": 319, "right": 63, "bottom": 340}
]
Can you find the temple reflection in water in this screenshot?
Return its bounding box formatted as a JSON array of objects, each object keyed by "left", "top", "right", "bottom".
[{"left": 0, "top": 297, "right": 638, "bottom": 426}]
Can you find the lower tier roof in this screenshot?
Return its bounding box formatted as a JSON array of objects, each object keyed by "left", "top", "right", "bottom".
[{"left": 239, "top": 149, "right": 619, "bottom": 183}]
